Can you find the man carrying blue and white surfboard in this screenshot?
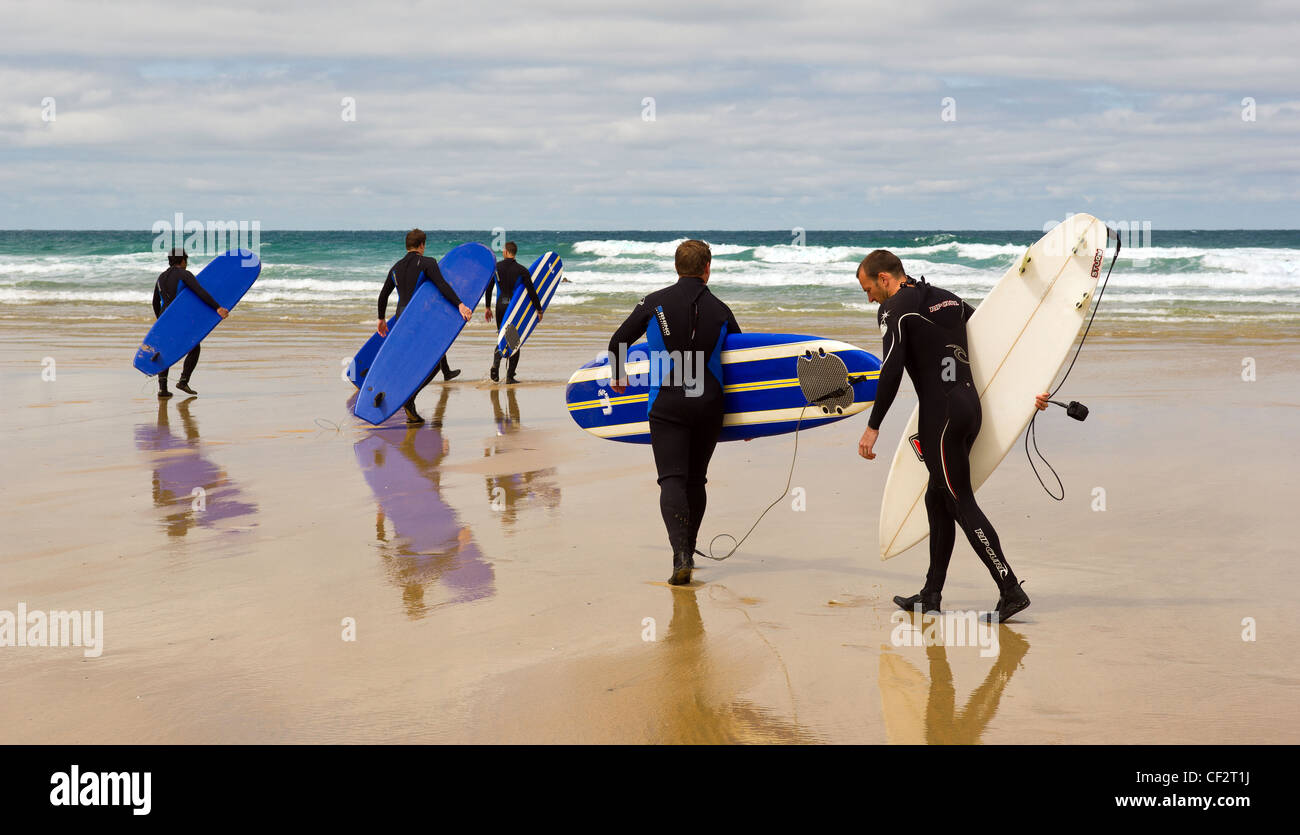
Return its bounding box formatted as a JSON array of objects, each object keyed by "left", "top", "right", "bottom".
[
  {"left": 607, "top": 240, "right": 741, "bottom": 585},
  {"left": 855, "top": 249, "right": 1032, "bottom": 621},
  {"left": 484, "top": 241, "right": 542, "bottom": 384},
  {"left": 377, "top": 229, "right": 472, "bottom": 423},
  {"left": 152, "top": 248, "right": 228, "bottom": 398}
]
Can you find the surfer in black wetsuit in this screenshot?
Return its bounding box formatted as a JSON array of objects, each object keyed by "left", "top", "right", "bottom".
[
  {"left": 152, "top": 249, "right": 229, "bottom": 398},
  {"left": 608, "top": 240, "right": 741, "bottom": 585},
  {"left": 484, "top": 241, "right": 542, "bottom": 383},
  {"left": 855, "top": 249, "right": 1032, "bottom": 621},
  {"left": 378, "top": 229, "right": 472, "bottom": 423}
]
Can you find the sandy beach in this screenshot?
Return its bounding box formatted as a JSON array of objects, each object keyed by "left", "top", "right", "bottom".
[{"left": 1, "top": 302, "right": 1296, "bottom": 744}]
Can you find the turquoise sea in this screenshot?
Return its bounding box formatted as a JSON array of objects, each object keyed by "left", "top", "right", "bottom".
[{"left": 1, "top": 229, "right": 1297, "bottom": 324}]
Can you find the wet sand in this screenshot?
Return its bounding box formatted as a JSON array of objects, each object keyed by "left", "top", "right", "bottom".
[{"left": 1, "top": 305, "right": 1298, "bottom": 743}]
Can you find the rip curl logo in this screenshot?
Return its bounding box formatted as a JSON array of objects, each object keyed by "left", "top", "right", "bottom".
[
  {"left": 879, "top": 309, "right": 890, "bottom": 335},
  {"left": 929, "top": 299, "right": 960, "bottom": 313},
  {"left": 946, "top": 344, "right": 970, "bottom": 364},
  {"left": 974, "top": 528, "right": 1008, "bottom": 577}
]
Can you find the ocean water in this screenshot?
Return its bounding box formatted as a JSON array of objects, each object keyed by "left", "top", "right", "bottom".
[{"left": 1, "top": 229, "right": 1297, "bottom": 324}]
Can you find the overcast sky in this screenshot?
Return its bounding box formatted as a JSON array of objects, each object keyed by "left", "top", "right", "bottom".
[{"left": 1, "top": 0, "right": 1296, "bottom": 229}]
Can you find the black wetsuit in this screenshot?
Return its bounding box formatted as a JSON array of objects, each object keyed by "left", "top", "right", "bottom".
[
  {"left": 152, "top": 266, "right": 221, "bottom": 389},
  {"left": 485, "top": 257, "right": 542, "bottom": 378},
  {"left": 868, "top": 278, "right": 1019, "bottom": 595},
  {"left": 608, "top": 276, "right": 741, "bottom": 556},
  {"left": 378, "top": 251, "right": 464, "bottom": 404}
]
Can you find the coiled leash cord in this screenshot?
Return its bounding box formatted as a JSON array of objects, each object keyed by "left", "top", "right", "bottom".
[
  {"left": 696, "top": 371, "right": 871, "bottom": 562},
  {"left": 1025, "top": 225, "right": 1121, "bottom": 500},
  {"left": 695, "top": 404, "right": 810, "bottom": 562}
]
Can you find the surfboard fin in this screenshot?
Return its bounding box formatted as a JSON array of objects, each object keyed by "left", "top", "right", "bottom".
[
  {"left": 1018, "top": 251, "right": 1033, "bottom": 275},
  {"left": 373, "top": 392, "right": 385, "bottom": 408}
]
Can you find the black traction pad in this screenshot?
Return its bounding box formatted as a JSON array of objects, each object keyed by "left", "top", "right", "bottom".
[{"left": 796, "top": 349, "right": 853, "bottom": 414}]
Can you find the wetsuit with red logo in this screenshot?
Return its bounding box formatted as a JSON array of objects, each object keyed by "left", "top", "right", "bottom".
[{"left": 868, "top": 278, "right": 1019, "bottom": 597}]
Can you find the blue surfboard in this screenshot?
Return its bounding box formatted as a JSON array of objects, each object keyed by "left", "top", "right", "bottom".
[
  {"left": 133, "top": 249, "right": 261, "bottom": 376},
  {"left": 353, "top": 242, "right": 496, "bottom": 425},
  {"left": 494, "top": 252, "right": 563, "bottom": 357},
  {"left": 347, "top": 316, "right": 397, "bottom": 387},
  {"left": 565, "top": 333, "right": 882, "bottom": 443}
]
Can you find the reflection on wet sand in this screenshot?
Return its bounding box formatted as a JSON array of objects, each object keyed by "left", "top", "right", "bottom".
[
  {"left": 655, "top": 587, "right": 817, "bottom": 743},
  {"left": 353, "top": 388, "right": 494, "bottom": 619},
  {"left": 133, "top": 398, "right": 257, "bottom": 537},
  {"left": 461, "top": 586, "right": 817, "bottom": 743},
  {"left": 879, "top": 623, "right": 1030, "bottom": 744},
  {"left": 483, "top": 387, "right": 560, "bottom": 527}
]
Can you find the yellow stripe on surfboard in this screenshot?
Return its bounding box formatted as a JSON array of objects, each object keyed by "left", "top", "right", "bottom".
[
  {"left": 567, "top": 370, "right": 880, "bottom": 413},
  {"left": 565, "top": 338, "right": 865, "bottom": 386},
  {"left": 579, "top": 399, "right": 878, "bottom": 438}
]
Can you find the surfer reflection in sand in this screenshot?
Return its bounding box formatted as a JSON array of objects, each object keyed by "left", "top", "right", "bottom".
[
  {"left": 352, "top": 387, "right": 494, "bottom": 619},
  {"left": 631, "top": 587, "right": 817, "bottom": 742},
  {"left": 483, "top": 387, "right": 560, "bottom": 529},
  {"left": 878, "top": 623, "right": 1030, "bottom": 744},
  {"left": 133, "top": 397, "right": 257, "bottom": 537}
]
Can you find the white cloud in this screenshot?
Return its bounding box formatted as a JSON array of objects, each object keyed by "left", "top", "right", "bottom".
[{"left": 0, "top": 1, "right": 1296, "bottom": 227}]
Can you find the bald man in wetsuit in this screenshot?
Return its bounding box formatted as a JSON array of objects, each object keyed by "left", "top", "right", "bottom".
[{"left": 856, "top": 249, "right": 1046, "bottom": 622}]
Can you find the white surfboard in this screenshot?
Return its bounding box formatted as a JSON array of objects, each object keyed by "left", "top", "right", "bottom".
[{"left": 879, "top": 214, "right": 1111, "bottom": 560}]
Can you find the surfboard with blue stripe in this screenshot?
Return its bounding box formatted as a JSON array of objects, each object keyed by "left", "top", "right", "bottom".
[
  {"left": 565, "top": 333, "right": 882, "bottom": 443},
  {"left": 494, "top": 252, "right": 563, "bottom": 357}
]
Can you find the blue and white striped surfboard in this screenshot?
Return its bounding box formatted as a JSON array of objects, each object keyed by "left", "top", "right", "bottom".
[
  {"left": 566, "top": 333, "right": 882, "bottom": 443},
  {"left": 495, "top": 252, "right": 563, "bottom": 357}
]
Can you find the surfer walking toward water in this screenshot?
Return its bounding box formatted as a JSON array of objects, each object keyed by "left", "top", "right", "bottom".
[
  {"left": 484, "top": 241, "right": 542, "bottom": 383},
  {"left": 608, "top": 240, "right": 741, "bottom": 585},
  {"left": 378, "top": 229, "right": 473, "bottom": 424},
  {"left": 152, "top": 248, "right": 228, "bottom": 398},
  {"left": 855, "top": 249, "right": 1035, "bottom": 621}
]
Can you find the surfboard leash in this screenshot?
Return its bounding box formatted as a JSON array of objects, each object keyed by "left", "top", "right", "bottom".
[
  {"left": 1025, "top": 225, "right": 1122, "bottom": 500},
  {"left": 695, "top": 404, "right": 811, "bottom": 562},
  {"left": 695, "top": 361, "right": 864, "bottom": 563}
]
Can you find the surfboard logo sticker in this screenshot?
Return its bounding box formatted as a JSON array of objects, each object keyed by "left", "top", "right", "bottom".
[
  {"left": 1091, "top": 249, "right": 1104, "bottom": 278},
  {"left": 909, "top": 433, "right": 924, "bottom": 462}
]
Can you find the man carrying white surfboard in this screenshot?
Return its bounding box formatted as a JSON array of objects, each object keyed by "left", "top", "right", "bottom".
[
  {"left": 855, "top": 250, "right": 1031, "bottom": 621},
  {"left": 152, "top": 248, "right": 228, "bottom": 397},
  {"left": 607, "top": 240, "right": 741, "bottom": 585}
]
